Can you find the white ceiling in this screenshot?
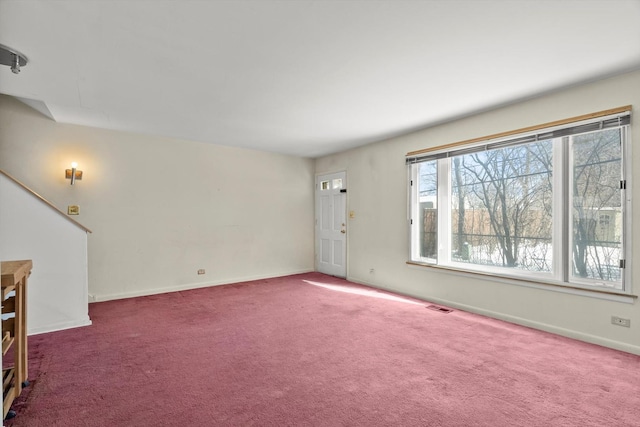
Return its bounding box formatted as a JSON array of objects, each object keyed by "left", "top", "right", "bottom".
[{"left": 1, "top": 1, "right": 639, "bottom": 158}]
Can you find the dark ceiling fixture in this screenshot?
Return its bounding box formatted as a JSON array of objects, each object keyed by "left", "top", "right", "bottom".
[{"left": 0, "top": 43, "right": 28, "bottom": 74}]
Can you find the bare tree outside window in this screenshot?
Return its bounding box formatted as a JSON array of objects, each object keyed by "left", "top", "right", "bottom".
[
  {"left": 571, "top": 129, "right": 622, "bottom": 286},
  {"left": 410, "top": 112, "right": 628, "bottom": 292},
  {"left": 418, "top": 161, "right": 438, "bottom": 259},
  {"left": 451, "top": 141, "right": 553, "bottom": 271}
]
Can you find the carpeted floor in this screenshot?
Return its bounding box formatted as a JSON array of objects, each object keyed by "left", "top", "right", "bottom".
[{"left": 4, "top": 273, "right": 640, "bottom": 426}]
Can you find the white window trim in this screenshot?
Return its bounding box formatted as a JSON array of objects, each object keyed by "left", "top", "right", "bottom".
[
  {"left": 406, "top": 260, "right": 636, "bottom": 304},
  {"left": 407, "top": 108, "right": 633, "bottom": 300}
]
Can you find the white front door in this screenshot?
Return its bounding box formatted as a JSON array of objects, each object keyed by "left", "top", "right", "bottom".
[{"left": 316, "top": 172, "right": 347, "bottom": 277}]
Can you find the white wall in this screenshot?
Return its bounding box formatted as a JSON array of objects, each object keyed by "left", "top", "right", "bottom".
[
  {"left": 0, "top": 173, "right": 91, "bottom": 334},
  {"left": 0, "top": 95, "right": 315, "bottom": 302},
  {"left": 316, "top": 70, "right": 640, "bottom": 355},
  {"left": 3, "top": 69, "right": 638, "bottom": 354}
]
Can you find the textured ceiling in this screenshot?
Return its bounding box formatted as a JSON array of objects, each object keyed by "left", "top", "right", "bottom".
[{"left": 1, "top": 0, "right": 639, "bottom": 158}]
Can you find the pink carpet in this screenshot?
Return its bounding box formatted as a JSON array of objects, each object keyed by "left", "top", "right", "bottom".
[{"left": 5, "top": 273, "right": 640, "bottom": 426}]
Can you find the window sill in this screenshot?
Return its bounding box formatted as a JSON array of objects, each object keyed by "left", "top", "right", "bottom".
[{"left": 406, "top": 261, "right": 637, "bottom": 304}]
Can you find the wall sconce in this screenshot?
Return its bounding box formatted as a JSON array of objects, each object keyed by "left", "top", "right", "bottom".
[{"left": 65, "top": 162, "right": 83, "bottom": 185}]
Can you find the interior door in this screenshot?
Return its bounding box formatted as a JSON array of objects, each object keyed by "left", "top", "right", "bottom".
[{"left": 316, "top": 172, "right": 347, "bottom": 277}]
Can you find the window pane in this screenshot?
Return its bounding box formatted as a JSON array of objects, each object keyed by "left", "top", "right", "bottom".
[
  {"left": 451, "top": 141, "right": 553, "bottom": 271},
  {"left": 418, "top": 161, "right": 438, "bottom": 259},
  {"left": 571, "top": 129, "right": 622, "bottom": 287}
]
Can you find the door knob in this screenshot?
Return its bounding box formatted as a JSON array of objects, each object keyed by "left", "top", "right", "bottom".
[{"left": 341, "top": 229, "right": 346, "bottom": 234}]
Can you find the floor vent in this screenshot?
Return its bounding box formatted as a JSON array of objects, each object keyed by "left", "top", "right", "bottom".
[{"left": 426, "top": 305, "right": 453, "bottom": 314}]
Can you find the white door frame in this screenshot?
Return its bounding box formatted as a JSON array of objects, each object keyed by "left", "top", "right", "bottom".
[{"left": 315, "top": 171, "right": 347, "bottom": 277}]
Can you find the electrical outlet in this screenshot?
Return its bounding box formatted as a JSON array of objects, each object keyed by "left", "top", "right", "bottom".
[
  {"left": 197, "top": 269, "right": 205, "bottom": 275},
  {"left": 611, "top": 316, "right": 630, "bottom": 328}
]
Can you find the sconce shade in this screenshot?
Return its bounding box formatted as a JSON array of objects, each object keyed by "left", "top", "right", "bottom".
[{"left": 65, "top": 169, "right": 83, "bottom": 180}]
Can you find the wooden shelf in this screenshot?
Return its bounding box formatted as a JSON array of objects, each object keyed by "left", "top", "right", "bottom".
[
  {"left": 2, "top": 296, "right": 15, "bottom": 313},
  {"left": 2, "top": 332, "right": 14, "bottom": 356},
  {"left": 2, "top": 369, "right": 14, "bottom": 392},
  {"left": 2, "top": 368, "right": 17, "bottom": 417},
  {"left": 1, "top": 259, "right": 31, "bottom": 420}
]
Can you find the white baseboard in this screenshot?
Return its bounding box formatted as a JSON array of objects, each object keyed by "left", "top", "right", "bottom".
[
  {"left": 91, "top": 269, "right": 315, "bottom": 302},
  {"left": 348, "top": 276, "right": 640, "bottom": 356},
  {"left": 28, "top": 316, "right": 93, "bottom": 336}
]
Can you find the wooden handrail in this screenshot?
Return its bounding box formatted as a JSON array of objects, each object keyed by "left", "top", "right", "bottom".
[{"left": 0, "top": 169, "right": 92, "bottom": 233}]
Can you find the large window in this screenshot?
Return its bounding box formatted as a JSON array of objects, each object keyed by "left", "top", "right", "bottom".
[{"left": 408, "top": 109, "right": 631, "bottom": 293}]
